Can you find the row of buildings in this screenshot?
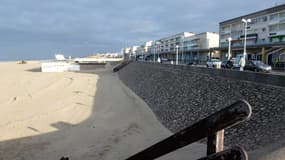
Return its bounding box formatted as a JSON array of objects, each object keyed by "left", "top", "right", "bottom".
[{"left": 121, "top": 4, "right": 285, "bottom": 67}]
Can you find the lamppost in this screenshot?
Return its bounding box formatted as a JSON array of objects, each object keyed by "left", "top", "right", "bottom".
[
  {"left": 181, "top": 37, "right": 184, "bottom": 64},
  {"left": 241, "top": 18, "right": 251, "bottom": 70},
  {"left": 153, "top": 41, "right": 160, "bottom": 63},
  {"left": 142, "top": 48, "right": 144, "bottom": 62},
  {"left": 176, "top": 45, "right": 179, "bottom": 65},
  {"left": 227, "top": 37, "right": 232, "bottom": 60},
  {"left": 240, "top": 18, "right": 251, "bottom": 71},
  {"left": 153, "top": 44, "right": 156, "bottom": 63}
]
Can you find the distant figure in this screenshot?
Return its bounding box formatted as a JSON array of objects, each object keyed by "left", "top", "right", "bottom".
[
  {"left": 171, "top": 60, "right": 174, "bottom": 65},
  {"left": 194, "top": 57, "right": 197, "bottom": 65},
  {"left": 239, "top": 56, "right": 245, "bottom": 71},
  {"left": 226, "top": 57, "right": 233, "bottom": 69},
  {"left": 157, "top": 57, "right": 161, "bottom": 63}
]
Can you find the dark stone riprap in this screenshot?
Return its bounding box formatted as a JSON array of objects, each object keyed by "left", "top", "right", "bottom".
[{"left": 118, "top": 62, "right": 285, "bottom": 151}]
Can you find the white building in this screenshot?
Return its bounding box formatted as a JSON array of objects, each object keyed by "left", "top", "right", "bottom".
[
  {"left": 135, "top": 41, "right": 154, "bottom": 60},
  {"left": 152, "top": 32, "right": 219, "bottom": 63},
  {"left": 219, "top": 4, "right": 285, "bottom": 65},
  {"left": 158, "top": 32, "right": 195, "bottom": 53},
  {"left": 182, "top": 32, "right": 220, "bottom": 63},
  {"left": 121, "top": 47, "right": 131, "bottom": 60},
  {"left": 183, "top": 32, "right": 219, "bottom": 50}
]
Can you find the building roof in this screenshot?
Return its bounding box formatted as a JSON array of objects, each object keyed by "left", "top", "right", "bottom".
[
  {"left": 159, "top": 32, "right": 195, "bottom": 40},
  {"left": 220, "top": 3, "right": 285, "bottom": 25}
]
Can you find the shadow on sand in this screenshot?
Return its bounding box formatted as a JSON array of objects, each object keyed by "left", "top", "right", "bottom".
[
  {"left": 0, "top": 64, "right": 128, "bottom": 160},
  {"left": 26, "top": 67, "right": 42, "bottom": 72},
  {"left": 1, "top": 63, "right": 284, "bottom": 160}
]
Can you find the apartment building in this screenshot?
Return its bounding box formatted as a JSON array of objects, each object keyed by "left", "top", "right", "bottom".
[
  {"left": 135, "top": 41, "right": 153, "bottom": 60},
  {"left": 183, "top": 32, "right": 219, "bottom": 50},
  {"left": 157, "top": 32, "right": 194, "bottom": 53},
  {"left": 182, "top": 32, "right": 219, "bottom": 63},
  {"left": 155, "top": 32, "right": 219, "bottom": 63},
  {"left": 219, "top": 4, "right": 285, "bottom": 65},
  {"left": 124, "top": 32, "right": 219, "bottom": 63}
]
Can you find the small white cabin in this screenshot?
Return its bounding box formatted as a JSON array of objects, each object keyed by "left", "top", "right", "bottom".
[{"left": 41, "top": 62, "right": 80, "bottom": 72}]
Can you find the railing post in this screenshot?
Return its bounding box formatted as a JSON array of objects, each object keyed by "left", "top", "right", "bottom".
[
  {"left": 125, "top": 100, "right": 251, "bottom": 160},
  {"left": 207, "top": 129, "right": 224, "bottom": 155}
]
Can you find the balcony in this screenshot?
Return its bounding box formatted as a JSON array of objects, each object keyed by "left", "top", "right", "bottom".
[{"left": 221, "top": 29, "right": 231, "bottom": 34}]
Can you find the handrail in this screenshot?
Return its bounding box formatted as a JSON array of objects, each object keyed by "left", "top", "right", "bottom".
[
  {"left": 198, "top": 146, "right": 248, "bottom": 160},
  {"left": 113, "top": 60, "right": 132, "bottom": 72},
  {"left": 126, "top": 100, "right": 252, "bottom": 160}
]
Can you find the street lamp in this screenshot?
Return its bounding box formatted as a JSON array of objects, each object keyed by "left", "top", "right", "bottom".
[
  {"left": 142, "top": 48, "right": 144, "bottom": 62},
  {"left": 176, "top": 45, "right": 179, "bottom": 65},
  {"left": 153, "top": 45, "right": 156, "bottom": 63},
  {"left": 153, "top": 41, "right": 160, "bottom": 63},
  {"left": 181, "top": 37, "right": 184, "bottom": 64},
  {"left": 227, "top": 37, "right": 232, "bottom": 60},
  {"left": 241, "top": 18, "right": 251, "bottom": 61},
  {"left": 240, "top": 18, "right": 251, "bottom": 71}
]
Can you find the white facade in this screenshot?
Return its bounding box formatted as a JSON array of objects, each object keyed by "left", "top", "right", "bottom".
[
  {"left": 219, "top": 4, "right": 285, "bottom": 47},
  {"left": 136, "top": 41, "right": 153, "bottom": 55},
  {"left": 41, "top": 62, "right": 80, "bottom": 72},
  {"left": 122, "top": 47, "right": 131, "bottom": 54},
  {"left": 183, "top": 32, "right": 219, "bottom": 51},
  {"left": 158, "top": 32, "right": 195, "bottom": 53},
  {"left": 130, "top": 46, "right": 140, "bottom": 57},
  {"left": 123, "top": 32, "right": 219, "bottom": 63}
]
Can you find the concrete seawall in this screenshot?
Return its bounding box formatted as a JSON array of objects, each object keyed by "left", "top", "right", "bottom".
[{"left": 118, "top": 62, "right": 285, "bottom": 152}]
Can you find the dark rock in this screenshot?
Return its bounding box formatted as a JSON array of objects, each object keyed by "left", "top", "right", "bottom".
[{"left": 118, "top": 62, "right": 285, "bottom": 151}]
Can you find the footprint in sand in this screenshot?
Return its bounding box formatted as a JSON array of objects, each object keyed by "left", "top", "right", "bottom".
[
  {"left": 8, "top": 96, "right": 18, "bottom": 103},
  {"left": 73, "top": 91, "right": 84, "bottom": 94}
]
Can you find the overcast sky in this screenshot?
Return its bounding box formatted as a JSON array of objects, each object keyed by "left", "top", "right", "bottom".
[{"left": 0, "top": 0, "right": 284, "bottom": 60}]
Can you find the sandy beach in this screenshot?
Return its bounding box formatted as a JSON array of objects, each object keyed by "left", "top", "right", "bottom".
[{"left": 0, "top": 61, "right": 205, "bottom": 160}]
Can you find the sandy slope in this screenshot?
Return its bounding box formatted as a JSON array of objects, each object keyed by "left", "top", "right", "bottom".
[
  {"left": 0, "top": 62, "right": 205, "bottom": 160},
  {"left": 0, "top": 62, "right": 96, "bottom": 142}
]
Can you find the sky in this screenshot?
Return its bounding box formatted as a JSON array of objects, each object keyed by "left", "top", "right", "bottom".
[{"left": 0, "top": 0, "right": 284, "bottom": 60}]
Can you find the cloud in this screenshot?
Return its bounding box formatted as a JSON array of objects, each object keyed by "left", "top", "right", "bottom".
[{"left": 0, "top": 0, "right": 283, "bottom": 60}]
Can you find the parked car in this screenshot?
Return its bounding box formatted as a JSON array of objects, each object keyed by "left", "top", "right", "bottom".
[
  {"left": 221, "top": 59, "right": 234, "bottom": 69},
  {"left": 244, "top": 60, "right": 272, "bottom": 72},
  {"left": 187, "top": 61, "right": 194, "bottom": 65},
  {"left": 161, "top": 58, "right": 170, "bottom": 62},
  {"left": 232, "top": 57, "right": 240, "bottom": 69},
  {"left": 221, "top": 61, "right": 227, "bottom": 68},
  {"left": 206, "top": 59, "right": 222, "bottom": 68}
]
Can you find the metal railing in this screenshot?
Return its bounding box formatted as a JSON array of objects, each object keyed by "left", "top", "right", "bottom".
[
  {"left": 113, "top": 60, "right": 132, "bottom": 72},
  {"left": 126, "top": 100, "right": 252, "bottom": 160}
]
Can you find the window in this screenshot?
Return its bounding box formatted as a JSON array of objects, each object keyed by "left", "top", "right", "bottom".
[
  {"left": 270, "top": 13, "right": 278, "bottom": 20},
  {"left": 231, "top": 30, "right": 242, "bottom": 37},
  {"left": 271, "top": 37, "right": 280, "bottom": 43},
  {"left": 279, "top": 23, "right": 285, "bottom": 31},
  {"left": 231, "top": 23, "right": 241, "bottom": 29},
  {"left": 222, "top": 26, "right": 230, "bottom": 30},
  {"left": 262, "top": 28, "right": 266, "bottom": 32},
  {"left": 221, "top": 34, "right": 230, "bottom": 39},
  {"left": 251, "top": 16, "right": 267, "bottom": 25},
  {"left": 262, "top": 16, "right": 268, "bottom": 22},
  {"left": 269, "top": 24, "right": 278, "bottom": 32},
  {"left": 280, "top": 11, "right": 285, "bottom": 18}
]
